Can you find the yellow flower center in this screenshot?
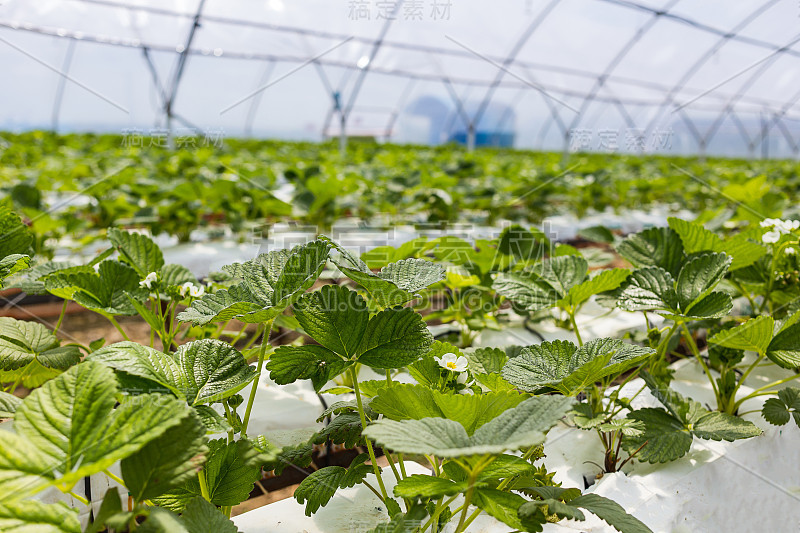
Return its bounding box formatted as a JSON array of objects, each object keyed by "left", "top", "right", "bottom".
[{"left": 447, "top": 362, "right": 457, "bottom": 369}]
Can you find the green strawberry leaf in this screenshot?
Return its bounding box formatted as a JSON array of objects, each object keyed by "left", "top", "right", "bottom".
[
  {"left": 266, "top": 345, "right": 352, "bottom": 392},
  {"left": 0, "top": 317, "right": 80, "bottom": 373},
  {"left": 0, "top": 362, "right": 190, "bottom": 500},
  {"left": 180, "top": 496, "right": 240, "bottom": 533},
  {"left": 0, "top": 390, "right": 22, "bottom": 418},
  {"left": 708, "top": 316, "right": 774, "bottom": 355},
  {"left": 766, "top": 322, "right": 800, "bottom": 369},
  {"left": 179, "top": 240, "right": 330, "bottom": 324},
  {"left": 356, "top": 307, "right": 433, "bottom": 369},
  {"left": 294, "top": 455, "right": 373, "bottom": 516},
  {"left": 626, "top": 384, "right": 761, "bottom": 463},
  {"left": 121, "top": 409, "right": 208, "bottom": 501},
  {"left": 152, "top": 439, "right": 265, "bottom": 512},
  {"left": 492, "top": 271, "right": 559, "bottom": 312},
  {"left": 616, "top": 227, "right": 684, "bottom": 277},
  {"left": 293, "top": 284, "right": 369, "bottom": 357},
  {"left": 370, "top": 384, "right": 526, "bottom": 435},
  {"left": 0, "top": 254, "right": 30, "bottom": 289},
  {"left": 89, "top": 339, "right": 257, "bottom": 405},
  {"left": 159, "top": 263, "right": 197, "bottom": 288},
  {"left": 562, "top": 268, "right": 631, "bottom": 309},
  {"left": 762, "top": 388, "right": 800, "bottom": 427},
  {"left": 668, "top": 218, "right": 764, "bottom": 270},
  {"left": 502, "top": 339, "right": 654, "bottom": 396},
  {"left": 107, "top": 228, "right": 165, "bottom": 278},
  {"left": 7, "top": 261, "right": 74, "bottom": 295},
  {"left": 473, "top": 488, "right": 543, "bottom": 532},
  {"left": 363, "top": 395, "right": 572, "bottom": 457},
  {"left": 326, "top": 238, "right": 444, "bottom": 307},
  {"left": 675, "top": 252, "right": 731, "bottom": 310},
  {"left": 464, "top": 347, "right": 507, "bottom": 375},
  {"left": 394, "top": 475, "right": 471, "bottom": 499},
  {"left": 0, "top": 500, "right": 80, "bottom": 533},
  {"left": 569, "top": 493, "right": 652, "bottom": 533},
  {"left": 0, "top": 206, "right": 33, "bottom": 258},
  {"left": 616, "top": 267, "right": 678, "bottom": 313},
  {"left": 44, "top": 260, "right": 148, "bottom": 316},
  {"left": 624, "top": 408, "right": 693, "bottom": 464}
]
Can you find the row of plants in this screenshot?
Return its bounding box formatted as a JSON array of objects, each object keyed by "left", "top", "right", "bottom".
[
  {"left": 1, "top": 131, "right": 798, "bottom": 256},
  {"left": 2, "top": 201, "right": 800, "bottom": 532}
]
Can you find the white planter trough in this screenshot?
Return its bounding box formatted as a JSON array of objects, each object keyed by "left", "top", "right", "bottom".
[{"left": 231, "top": 355, "right": 800, "bottom": 533}]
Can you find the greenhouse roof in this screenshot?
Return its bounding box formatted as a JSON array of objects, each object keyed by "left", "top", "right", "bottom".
[{"left": 2, "top": 0, "right": 800, "bottom": 155}]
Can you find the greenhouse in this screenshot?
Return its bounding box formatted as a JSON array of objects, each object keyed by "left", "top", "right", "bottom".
[{"left": 1, "top": 1, "right": 800, "bottom": 532}]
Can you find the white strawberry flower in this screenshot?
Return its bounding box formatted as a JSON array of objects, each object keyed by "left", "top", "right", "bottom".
[
  {"left": 189, "top": 284, "right": 205, "bottom": 298},
  {"left": 786, "top": 247, "right": 797, "bottom": 255},
  {"left": 761, "top": 218, "right": 781, "bottom": 228},
  {"left": 179, "top": 282, "right": 204, "bottom": 298},
  {"left": 760, "top": 218, "right": 800, "bottom": 239},
  {"left": 139, "top": 271, "right": 158, "bottom": 289},
  {"left": 762, "top": 230, "right": 781, "bottom": 244},
  {"left": 434, "top": 352, "right": 468, "bottom": 373}
]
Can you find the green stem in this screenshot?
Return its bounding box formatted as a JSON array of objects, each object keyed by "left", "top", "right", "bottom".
[
  {"left": 68, "top": 491, "right": 89, "bottom": 505},
  {"left": 454, "top": 456, "right": 493, "bottom": 533},
  {"left": 350, "top": 366, "right": 390, "bottom": 502},
  {"left": 397, "top": 454, "right": 408, "bottom": 478},
  {"left": 420, "top": 495, "right": 459, "bottom": 532},
  {"left": 495, "top": 447, "right": 537, "bottom": 492},
  {"left": 764, "top": 241, "right": 793, "bottom": 314},
  {"left": 733, "top": 373, "right": 800, "bottom": 410},
  {"left": 655, "top": 322, "right": 679, "bottom": 360},
  {"left": 197, "top": 471, "right": 211, "bottom": 501},
  {"left": 568, "top": 311, "right": 583, "bottom": 346},
  {"left": 221, "top": 505, "right": 232, "bottom": 518},
  {"left": 460, "top": 508, "right": 484, "bottom": 532},
  {"left": 223, "top": 401, "right": 235, "bottom": 443},
  {"left": 725, "top": 352, "right": 766, "bottom": 414},
  {"left": 241, "top": 326, "right": 264, "bottom": 352},
  {"left": 104, "top": 469, "right": 126, "bottom": 487},
  {"left": 361, "top": 480, "right": 384, "bottom": 501},
  {"left": 107, "top": 315, "right": 130, "bottom": 341},
  {"left": 732, "top": 280, "right": 757, "bottom": 312},
  {"left": 53, "top": 300, "right": 68, "bottom": 335},
  {"left": 241, "top": 320, "right": 274, "bottom": 437},
  {"left": 680, "top": 323, "right": 719, "bottom": 400}
]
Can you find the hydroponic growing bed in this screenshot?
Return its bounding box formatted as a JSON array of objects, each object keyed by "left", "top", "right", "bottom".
[{"left": 3, "top": 153, "right": 800, "bottom": 533}]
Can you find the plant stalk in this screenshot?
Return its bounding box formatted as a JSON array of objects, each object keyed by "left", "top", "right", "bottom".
[
  {"left": 197, "top": 471, "right": 211, "bottom": 501},
  {"left": 241, "top": 319, "right": 274, "bottom": 437},
  {"left": 349, "top": 366, "right": 390, "bottom": 503}
]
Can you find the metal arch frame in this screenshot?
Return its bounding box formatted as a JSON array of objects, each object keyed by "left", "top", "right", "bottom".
[
  {"left": 140, "top": 46, "right": 169, "bottom": 128},
  {"left": 751, "top": 84, "right": 800, "bottom": 150},
  {"left": 774, "top": 116, "right": 800, "bottom": 156},
  {"left": 243, "top": 60, "right": 277, "bottom": 137},
  {"left": 467, "top": 0, "right": 561, "bottom": 148},
  {"left": 493, "top": 87, "right": 527, "bottom": 132},
  {"left": 644, "top": 0, "right": 780, "bottom": 134},
  {"left": 518, "top": 67, "right": 570, "bottom": 149},
  {"left": 4, "top": 19, "right": 791, "bottom": 112},
  {"left": 598, "top": 0, "right": 800, "bottom": 61},
  {"left": 697, "top": 33, "right": 800, "bottom": 153},
  {"left": 164, "top": 0, "right": 206, "bottom": 145},
  {"left": 51, "top": 39, "right": 76, "bottom": 132},
  {"left": 564, "top": 0, "right": 680, "bottom": 152},
  {"left": 8, "top": 0, "right": 800, "bottom": 155},
  {"left": 383, "top": 78, "right": 417, "bottom": 141},
  {"left": 441, "top": 77, "right": 475, "bottom": 148},
  {"left": 69, "top": 0, "right": 800, "bottom": 105},
  {"left": 338, "top": 1, "right": 403, "bottom": 155}
]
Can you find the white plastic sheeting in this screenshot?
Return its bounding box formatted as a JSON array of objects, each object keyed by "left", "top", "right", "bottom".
[{"left": 2, "top": 0, "right": 800, "bottom": 155}]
